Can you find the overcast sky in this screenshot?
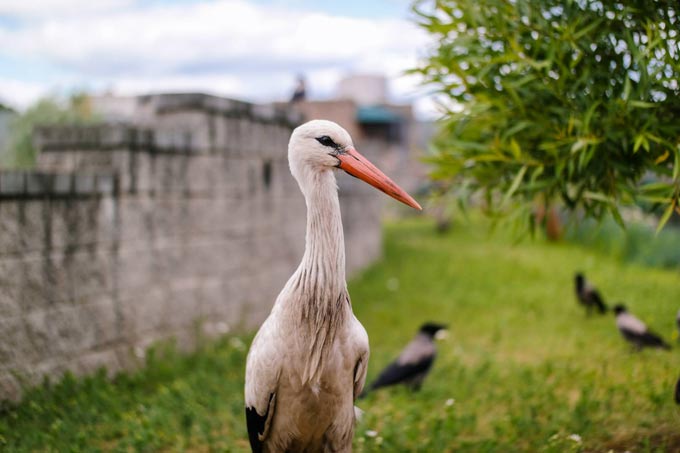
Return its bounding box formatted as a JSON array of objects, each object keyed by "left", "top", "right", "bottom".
[{"left": 0, "top": 0, "right": 439, "bottom": 118}]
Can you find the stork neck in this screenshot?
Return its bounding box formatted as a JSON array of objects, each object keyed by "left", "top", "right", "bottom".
[{"left": 300, "top": 169, "right": 346, "bottom": 293}]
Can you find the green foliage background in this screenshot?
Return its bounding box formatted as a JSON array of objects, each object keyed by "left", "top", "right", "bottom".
[
  {"left": 414, "top": 0, "right": 680, "bottom": 230},
  {"left": 1, "top": 93, "right": 95, "bottom": 168}
]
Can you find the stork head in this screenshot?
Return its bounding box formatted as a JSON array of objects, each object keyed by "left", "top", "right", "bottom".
[{"left": 289, "top": 119, "right": 421, "bottom": 210}]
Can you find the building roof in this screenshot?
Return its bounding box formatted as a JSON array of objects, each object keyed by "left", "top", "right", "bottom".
[{"left": 356, "top": 105, "right": 402, "bottom": 124}]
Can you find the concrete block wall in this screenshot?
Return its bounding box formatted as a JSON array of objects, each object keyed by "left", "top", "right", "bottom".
[
  {"left": 0, "top": 94, "right": 384, "bottom": 401},
  {"left": 0, "top": 171, "right": 120, "bottom": 399}
]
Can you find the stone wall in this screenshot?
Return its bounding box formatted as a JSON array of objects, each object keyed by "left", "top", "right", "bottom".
[{"left": 0, "top": 94, "right": 382, "bottom": 401}]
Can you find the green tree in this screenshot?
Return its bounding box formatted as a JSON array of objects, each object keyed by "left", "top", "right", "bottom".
[
  {"left": 414, "top": 0, "right": 680, "bottom": 231},
  {"left": 2, "top": 93, "right": 95, "bottom": 168}
]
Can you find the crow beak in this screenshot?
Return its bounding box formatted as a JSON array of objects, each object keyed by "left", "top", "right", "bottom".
[
  {"left": 434, "top": 330, "right": 449, "bottom": 341},
  {"left": 336, "top": 147, "right": 422, "bottom": 210}
]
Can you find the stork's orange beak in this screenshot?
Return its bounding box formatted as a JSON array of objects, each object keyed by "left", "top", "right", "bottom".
[{"left": 336, "top": 147, "right": 422, "bottom": 210}]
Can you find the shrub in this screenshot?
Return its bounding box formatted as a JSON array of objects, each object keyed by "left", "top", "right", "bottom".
[{"left": 413, "top": 0, "right": 680, "bottom": 231}]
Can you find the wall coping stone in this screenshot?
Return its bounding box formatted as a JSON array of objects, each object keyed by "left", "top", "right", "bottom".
[
  {"left": 34, "top": 94, "right": 303, "bottom": 155},
  {"left": 143, "top": 93, "right": 302, "bottom": 126}
]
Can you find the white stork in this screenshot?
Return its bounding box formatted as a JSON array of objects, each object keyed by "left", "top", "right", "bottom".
[{"left": 244, "top": 120, "right": 421, "bottom": 452}]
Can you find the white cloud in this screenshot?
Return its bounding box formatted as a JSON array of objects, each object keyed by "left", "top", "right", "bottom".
[
  {"left": 0, "top": 0, "right": 435, "bottom": 114},
  {"left": 112, "top": 73, "right": 245, "bottom": 98},
  {"left": 0, "top": 78, "right": 51, "bottom": 108},
  {"left": 2, "top": 0, "right": 430, "bottom": 74},
  {"left": 0, "top": 0, "right": 134, "bottom": 18}
]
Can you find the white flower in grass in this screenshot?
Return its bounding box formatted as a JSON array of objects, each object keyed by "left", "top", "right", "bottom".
[
  {"left": 445, "top": 398, "right": 455, "bottom": 407},
  {"left": 567, "top": 433, "right": 582, "bottom": 443},
  {"left": 435, "top": 329, "right": 449, "bottom": 341},
  {"left": 365, "top": 430, "right": 378, "bottom": 438}
]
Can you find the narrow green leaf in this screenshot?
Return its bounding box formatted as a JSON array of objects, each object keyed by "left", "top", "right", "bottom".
[
  {"left": 637, "top": 195, "right": 672, "bottom": 203},
  {"left": 633, "top": 134, "right": 649, "bottom": 153},
  {"left": 509, "top": 139, "right": 521, "bottom": 159},
  {"left": 638, "top": 182, "right": 672, "bottom": 193},
  {"left": 448, "top": 139, "right": 490, "bottom": 152},
  {"left": 530, "top": 165, "right": 544, "bottom": 182},
  {"left": 502, "top": 165, "right": 527, "bottom": 206},
  {"left": 582, "top": 101, "right": 600, "bottom": 133},
  {"left": 656, "top": 201, "right": 676, "bottom": 234},
  {"left": 583, "top": 191, "right": 614, "bottom": 203},
  {"left": 628, "top": 100, "right": 656, "bottom": 109},
  {"left": 502, "top": 121, "right": 532, "bottom": 139},
  {"left": 610, "top": 205, "right": 625, "bottom": 229},
  {"left": 622, "top": 78, "right": 631, "bottom": 101},
  {"left": 572, "top": 18, "right": 603, "bottom": 40},
  {"left": 646, "top": 133, "right": 663, "bottom": 144},
  {"left": 475, "top": 154, "right": 511, "bottom": 162}
]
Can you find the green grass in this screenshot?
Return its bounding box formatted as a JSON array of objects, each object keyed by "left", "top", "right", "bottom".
[{"left": 2, "top": 218, "right": 680, "bottom": 452}]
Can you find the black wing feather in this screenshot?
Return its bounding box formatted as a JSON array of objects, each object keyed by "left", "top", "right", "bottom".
[
  {"left": 369, "top": 355, "right": 434, "bottom": 391},
  {"left": 621, "top": 328, "right": 671, "bottom": 350},
  {"left": 675, "top": 376, "right": 680, "bottom": 404},
  {"left": 589, "top": 290, "right": 608, "bottom": 313},
  {"left": 245, "top": 393, "right": 274, "bottom": 453},
  {"left": 639, "top": 331, "right": 671, "bottom": 349}
]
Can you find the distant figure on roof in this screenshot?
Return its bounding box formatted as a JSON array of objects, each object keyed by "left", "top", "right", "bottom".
[{"left": 290, "top": 75, "right": 306, "bottom": 103}]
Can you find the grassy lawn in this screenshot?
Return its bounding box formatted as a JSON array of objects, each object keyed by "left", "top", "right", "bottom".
[{"left": 1, "top": 218, "right": 679, "bottom": 452}]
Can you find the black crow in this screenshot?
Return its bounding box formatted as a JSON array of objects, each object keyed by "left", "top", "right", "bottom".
[
  {"left": 675, "top": 375, "right": 680, "bottom": 405},
  {"left": 361, "top": 322, "right": 447, "bottom": 396},
  {"left": 613, "top": 304, "right": 671, "bottom": 350},
  {"left": 574, "top": 273, "right": 608, "bottom": 314}
]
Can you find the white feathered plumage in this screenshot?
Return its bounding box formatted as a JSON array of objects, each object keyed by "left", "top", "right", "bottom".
[{"left": 244, "top": 120, "right": 420, "bottom": 452}]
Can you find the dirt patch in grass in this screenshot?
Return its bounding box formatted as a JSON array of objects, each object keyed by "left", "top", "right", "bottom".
[{"left": 599, "top": 425, "right": 680, "bottom": 452}]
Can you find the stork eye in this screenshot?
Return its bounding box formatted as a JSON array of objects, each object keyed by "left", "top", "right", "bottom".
[{"left": 316, "top": 135, "right": 338, "bottom": 148}]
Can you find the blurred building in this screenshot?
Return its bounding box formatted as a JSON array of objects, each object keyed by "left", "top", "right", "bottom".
[
  {"left": 336, "top": 74, "right": 388, "bottom": 105},
  {"left": 89, "top": 94, "right": 141, "bottom": 122},
  {"left": 280, "top": 74, "right": 429, "bottom": 197},
  {"left": 92, "top": 74, "right": 430, "bottom": 196}
]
